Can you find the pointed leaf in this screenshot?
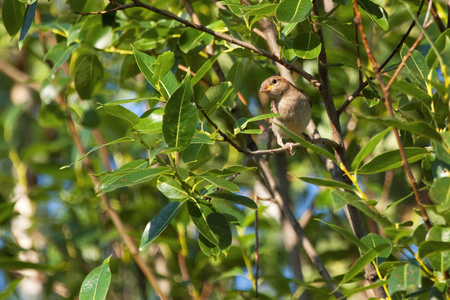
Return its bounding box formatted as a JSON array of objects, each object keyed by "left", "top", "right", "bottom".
[
  {"left": 157, "top": 176, "right": 189, "bottom": 200},
  {"left": 60, "top": 137, "right": 135, "bottom": 169},
  {"left": 191, "top": 54, "right": 220, "bottom": 86},
  {"left": 357, "top": 147, "right": 429, "bottom": 174},
  {"left": 139, "top": 201, "right": 186, "bottom": 251},
  {"left": 209, "top": 192, "right": 257, "bottom": 209},
  {"left": 100, "top": 104, "right": 139, "bottom": 126},
  {"left": 199, "top": 82, "right": 234, "bottom": 115},
  {"left": 317, "top": 220, "right": 369, "bottom": 251},
  {"left": 132, "top": 46, "right": 178, "bottom": 99},
  {"left": 162, "top": 73, "right": 197, "bottom": 150},
  {"left": 79, "top": 256, "right": 112, "bottom": 300},
  {"left": 356, "top": 115, "right": 441, "bottom": 142},
  {"left": 351, "top": 128, "right": 391, "bottom": 170},
  {"left": 198, "top": 174, "right": 240, "bottom": 193},
  {"left": 400, "top": 44, "right": 429, "bottom": 88},
  {"left": 276, "top": 0, "right": 313, "bottom": 23},
  {"left": 296, "top": 176, "right": 355, "bottom": 191},
  {"left": 97, "top": 167, "right": 171, "bottom": 195},
  {"left": 340, "top": 244, "right": 390, "bottom": 286},
  {"left": 361, "top": 233, "right": 392, "bottom": 265},
  {"left": 187, "top": 200, "right": 232, "bottom": 250},
  {"left": 151, "top": 51, "right": 175, "bottom": 84},
  {"left": 18, "top": 1, "right": 37, "bottom": 49}
]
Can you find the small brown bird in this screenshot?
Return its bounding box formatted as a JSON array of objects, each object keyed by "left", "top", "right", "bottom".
[{"left": 260, "top": 76, "right": 311, "bottom": 154}]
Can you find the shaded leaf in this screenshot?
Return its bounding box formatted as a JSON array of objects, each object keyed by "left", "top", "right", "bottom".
[
  {"left": 292, "top": 32, "right": 322, "bottom": 59},
  {"left": 361, "top": 233, "right": 392, "bottom": 265},
  {"left": 151, "top": 51, "right": 175, "bottom": 85},
  {"left": 18, "top": 1, "right": 37, "bottom": 49},
  {"left": 317, "top": 220, "right": 369, "bottom": 251},
  {"left": 297, "top": 176, "right": 355, "bottom": 191},
  {"left": 139, "top": 201, "right": 186, "bottom": 251},
  {"left": 339, "top": 244, "right": 390, "bottom": 286},
  {"left": 356, "top": 115, "right": 441, "bottom": 142},
  {"left": 209, "top": 192, "right": 257, "bottom": 209},
  {"left": 429, "top": 177, "right": 450, "bottom": 212},
  {"left": 276, "top": 0, "right": 313, "bottom": 23},
  {"left": 2, "top": 0, "right": 25, "bottom": 37},
  {"left": 79, "top": 256, "right": 111, "bottom": 300},
  {"left": 198, "top": 174, "right": 240, "bottom": 193},
  {"left": 74, "top": 54, "right": 104, "bottom": 99},
  {"left": 400, "top": 44, "right": 429, "bottom": 88},
  {"left": 187, "top": 200, "right": 232, "bottom": 250},
  {"left": 100, "top": 104, "right": 139, "bottom": 126},
  {"left": 199, "top": 82, "right": 234, "bottom": 115},
  {"left": 191, "top": 54, "right": 220, "bottom": 86}
]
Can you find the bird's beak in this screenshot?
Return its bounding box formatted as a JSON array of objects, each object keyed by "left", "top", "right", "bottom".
[{"left": 260, "top": 85, "right": 273, "bottom": 93}]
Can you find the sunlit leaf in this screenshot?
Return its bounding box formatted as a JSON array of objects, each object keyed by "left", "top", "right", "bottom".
[{"left": 79, "top": 256, "right": 111, "bottom": 300}]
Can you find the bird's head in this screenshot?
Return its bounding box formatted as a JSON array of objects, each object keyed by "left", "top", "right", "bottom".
[{"left": 259, "top": 76, "right": 291, "bottom": 101}]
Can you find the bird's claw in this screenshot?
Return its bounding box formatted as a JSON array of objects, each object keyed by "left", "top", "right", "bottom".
[{"left": 283, "top": 142, "right": 295, "bottom": 155}]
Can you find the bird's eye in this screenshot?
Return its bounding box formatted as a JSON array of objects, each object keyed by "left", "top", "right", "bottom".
[{"left": 272, "top": 79, "right": 277, "bottom": 84}]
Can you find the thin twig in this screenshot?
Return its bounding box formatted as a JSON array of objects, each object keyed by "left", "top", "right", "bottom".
[
  {"left": 337, "top": 0, "right": 427, "bottom": 115},
  {"left": 254, "top": 195, "right": 259, "bottom": 299},
  {"left": 353, "top": 0, "right": 431, "bottom": 229}
]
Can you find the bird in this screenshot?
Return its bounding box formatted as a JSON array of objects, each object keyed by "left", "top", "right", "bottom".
[{"left": 259, "top": 75, "right": 311, "bottom": 154}]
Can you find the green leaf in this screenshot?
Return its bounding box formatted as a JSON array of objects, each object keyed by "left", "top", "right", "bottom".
[
  {"left": 361, "top": 233, "right": 392, "bottom": 265},
  {"left": 198, "top": 233, "right": 221, "bottom": 258},
  {"left": 275, "top": 0, "right": 313, "bottom": 23},
  {"left": 187, "top": 200, "right": 232, "bottom": 250},
  {"left": 0, "top": 278, "right": 23, "bottom": 300},
  {"left": 60, "top": 137, "right": 135, "bottom": 169},
  {"left": 97, "top": 166, "right": 171, "bottom": 195},
  {"left": 74, "top": 54, "right": 104, "bottom": 99},
  {"left": 292, "top": 32, "right": 322, "bottom": 59},
  {"left": 179, "top": 28, "right": 213, "bottom": 53},
  {"left": 331, "top": 191, "right": 393, "bottom": 228},
  {"left": 157, "top": 176, "right": 189, "bottom": 200},
  {"left": 191, "top": 131, "right": 214, "bottom": 144},
  {"left": 400, "top": 44, "right": 429, "bottom": 88},
  {"left": 135, "top": 107, "right": 164, "bottom": 134},
  {"left": 191, "top": 54, "right": 220, "bottom": 87},
  {"left": 100, "top": 104, "right": 139, "bottom": 126},
  {"left": 198, "top": 174, "right": 240, "bottom": 193},
  {"left": 339, "top": 244, "right": 390, "bottom": 286},
  {"left": 46, "top": 43, "right": 80, "bottom": 80},
  {"left": 357, "top": 147, "right": 429, "bottom": 174},
  {"left": 244, "top": 3, "right": 278, "bottom": 17},
  {"left": 351, "top": 128, "right": 391, "bottom": 170},
  {"left": 387, "top": 264, "right": 421, "bottom": 295},
  {"left": 317, "top": 220, "right": 369, "bottom": 251},
  {"left": 355, "top": 115, "right": 441, "bottom": 142},
  {"left": 0, "top": 258, "right": 55, "bottom": 271},
  {"left": 420, "top": 226, "right": 450, "bottom": 272},
  {"left": 102, "top": 97, "right": 160, "bottom": 107},
  {"left": 139, "top": 201, "right": 186, "bottom": 251},
  {"left": 79, "top": 256, "right": 111, "bottom": 300},
  {"left": 296, "top": 176, "right": 355, "bottom": 191},
  {"left": 151, "top": 51, "right": 175, "bottom": 85},
  {"left": 426, "top": 29, "right": 450, "bottom": 69},
  {"left": 357, "top": 0, "right": 389, "bottom": 31},
  {"left": 132, "top": 46, "right": 178, "bottom": 99},
  {"left": 0, "top": 202, "right": 16, "bottom": 224},
  {"left": 162, "top": 72, "right": 197, "bottom": 150},
  {"left": 429, "top": 177, "right": 450, "bottom": 212},
  {"left": 199, "top": 82, "right": 234, "bottom": 115},
  {"left": 209, "top": 192, "right": 257, "bottom": 209},
  {"left": 18, "top": 1, "right": 37, "bottom": 49},
  {"left": 2, "top": 0, "right": 25, "bottom": 37},
  {"left": 277, "top": 124, "right": 337, "bottom": 163},
  {"left": 388, "top": 77, "right": 432, "bottom": 106}
]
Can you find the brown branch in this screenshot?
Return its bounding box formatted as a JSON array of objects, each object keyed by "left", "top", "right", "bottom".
[
  {"left": 126, "top": 0, "right": 321, "bottom": 89},
  {"left": 353, "top": 0, "right": 431, "bottom": 230},
  {"left": 337, "top": 0, "right": 427, "bottom": 115}
]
